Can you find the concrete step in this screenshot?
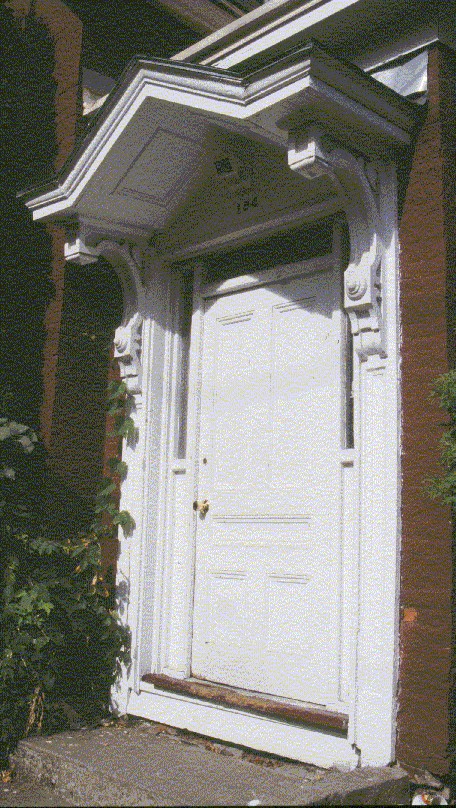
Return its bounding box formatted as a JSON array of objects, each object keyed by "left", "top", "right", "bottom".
[
  {"left": 11, "top": 719, "right": 411, "bottom": 806},
  {"left": 0, "top": 774, "right": 75, "bottom": 807}
]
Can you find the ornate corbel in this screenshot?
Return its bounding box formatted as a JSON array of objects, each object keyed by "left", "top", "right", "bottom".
[
  {"left": 288, "top": 127, "right": 387, "bottom": 360},
  {"left": 64, "top": 232, "right": 146, "bottom": 393},
  {"left": 96, "top": 241, "right": 145, "bottom": 394}
]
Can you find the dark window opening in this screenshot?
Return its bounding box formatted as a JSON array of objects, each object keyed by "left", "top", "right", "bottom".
[
  {"left": 173, "top": 267, "right": 193, "bottom": 460},
  {"left": 202, "top": 218, "right": 334, "bottom": 286},
  {"left": 339, "top": 222, "right": 354, "bottom": 449}
]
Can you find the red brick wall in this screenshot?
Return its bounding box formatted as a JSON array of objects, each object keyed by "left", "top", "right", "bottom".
[
  {"left": 7, "top": 3, "right": 123, "bottom": 571},
  {"left": 37, "top": 1, "right": 83, "bottom": 448},
  {"left": 7, "top": 0, "right": 83, "bottom": 448},
  {"left": 48, "top": 259, "right": 123, "bottom": 526},
  {"left": 41, "top": 224, "right": 67, "bottom": 449},
  {"left": 34, "top": 0, "right": 83, "bottom": 170},
  {"left": 397, "top": 44, "right": 456, "bottom": 777}
]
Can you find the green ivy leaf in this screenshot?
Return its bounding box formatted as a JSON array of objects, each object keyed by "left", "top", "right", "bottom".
[
  {"left": 98, "top": 481, "right": 116, "bottom": 497},
  {"left": 113, "top": 511, "right": 135, "bottom": 535},
  {"left": 107, "top": 403, "right": 125, "bottom": 416},
  {"left": 106, "top": 380, "right": 128, "bottom": 400},
  {"left": 114, "top": 416, "right": 135, "bottom": 439},
  {"left": 114, "top": 461, "right": 128, "bottom": 479}
]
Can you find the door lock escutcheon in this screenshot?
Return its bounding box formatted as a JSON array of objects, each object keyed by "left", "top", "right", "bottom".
[{"left": 193, "top": 499, "right": 209, "bottom": 516}]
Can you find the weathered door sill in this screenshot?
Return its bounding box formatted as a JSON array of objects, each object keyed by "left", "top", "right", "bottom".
[{"left": 141, "top": 673, "right": 349, "bottom": 735}]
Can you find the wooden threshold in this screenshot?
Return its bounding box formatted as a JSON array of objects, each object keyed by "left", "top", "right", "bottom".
[{"left": 142, "top": 673, "right": 349, "bottom": 734}]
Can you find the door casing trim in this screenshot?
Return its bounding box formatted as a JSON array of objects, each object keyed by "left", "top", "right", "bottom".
[{"left": 111, "top": 200, "right": 401, "bottom": 770}]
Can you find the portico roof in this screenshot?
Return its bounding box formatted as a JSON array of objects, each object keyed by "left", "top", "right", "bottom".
[{"left": 22, "top": 39, "right": 418, "bottom": 249}]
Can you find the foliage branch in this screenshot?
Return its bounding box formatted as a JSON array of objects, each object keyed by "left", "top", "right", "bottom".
[
  {"left": 0, "top": 380, "right": 135, "bottom": 767},
  {"left": 427, "top": 369, "right": 456, "bottom": 781},
  {"left": 428, "top": 370, "right": 456, "bottom": 506},
  {"left": 93, "top": 379, "right": 136, "bottom": 537}
]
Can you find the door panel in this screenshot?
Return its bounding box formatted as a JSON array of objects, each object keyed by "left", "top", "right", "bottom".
[{"left": 191, "top": 265, "right": 342, "bottom": 705}]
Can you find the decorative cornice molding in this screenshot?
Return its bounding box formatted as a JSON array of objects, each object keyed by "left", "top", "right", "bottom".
[
  {"left": 22, "top": 42, "right": 417, "bottom": 223},
  {"left": 112, "top": 311, "right": 144, "bottom": 395},
  {"left": 173, "top": 0, "right": 362, "bottom": 65},
  {"left": 64, "top": 234, "right": 146, "bottom": 392},
  {"left": 288, "top": 126, "right": 386, "bottom": 359}
]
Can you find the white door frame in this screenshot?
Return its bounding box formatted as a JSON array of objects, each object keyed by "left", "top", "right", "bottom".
[{"left": 111, "top": 154, "right": 401, "bottom": 769}]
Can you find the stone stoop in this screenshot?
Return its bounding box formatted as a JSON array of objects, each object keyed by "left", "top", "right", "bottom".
[{"left": 11, "top": 720, "right": 411, "bottom": 806}]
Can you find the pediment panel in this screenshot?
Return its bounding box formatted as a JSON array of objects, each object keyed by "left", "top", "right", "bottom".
[
  {"left": 77, "top": 101, "right": 213, "bottom": 233},
  {"left": 77, "top": 114, "right": 334, "bottom": 244},
  {"left": 160, "top": 129, "right": 335, "bottom": 253},
  {"left": 113, "top": 127, "right": 203, "bottom": 206}
]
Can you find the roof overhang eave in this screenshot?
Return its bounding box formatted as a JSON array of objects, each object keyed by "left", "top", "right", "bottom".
[{"left": 20, "top": 41, "right": 420, "bottom": 223}]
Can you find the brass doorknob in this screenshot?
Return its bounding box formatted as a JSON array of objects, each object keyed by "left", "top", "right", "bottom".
[{"left": 193, "top": 499, "right": 209, "bottom": 516}]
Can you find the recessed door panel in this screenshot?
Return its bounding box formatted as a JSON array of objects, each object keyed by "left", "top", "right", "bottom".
[{"left": 191, "top": 264, "right": 342, "bottom": 705}]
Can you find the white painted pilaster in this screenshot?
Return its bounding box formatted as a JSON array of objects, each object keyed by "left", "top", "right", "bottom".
[{"left": 353, "top": 164, "right": 401, "bottom": 764}]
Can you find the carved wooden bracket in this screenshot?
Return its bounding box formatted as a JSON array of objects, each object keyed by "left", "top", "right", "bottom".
[
  {"left": 64, "top": 235, "right": 146, "bottom": 393},
  {"left": 288, "top": 127, "right": 387, "bottom": 360},
  {"left": 97, "top": 241, "right": 146, "bottom": 395}
]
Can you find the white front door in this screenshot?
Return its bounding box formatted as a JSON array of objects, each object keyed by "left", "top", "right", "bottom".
[{"left": 191, "top": 257, "right": 343, "bottom": 706}]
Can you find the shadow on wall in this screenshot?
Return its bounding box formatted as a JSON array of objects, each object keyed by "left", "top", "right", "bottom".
[
  {"left": 1, "top": 4, "right": 57, "bottom": 429},
  {"left": 1, "top": 5, "right": 124, "bottom": 541},
  {"left": 1, "top": 5, "right": 59, "bottom": 522},
  {"left": 47, "top": 258, "right": 124, "bottom": 537}
]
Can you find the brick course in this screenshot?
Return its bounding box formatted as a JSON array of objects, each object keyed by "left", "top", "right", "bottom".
[{"left": 397, "top": 44, "right": 456, "bottom": 777}]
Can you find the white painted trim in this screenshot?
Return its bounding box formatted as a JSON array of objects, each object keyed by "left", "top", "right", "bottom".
[
  {"left": 109, "top": 192, "right": 401, "bottom": 767},
  {"left": 160, "top": 198, "right": 340, "bottom": 262},
  {"left": 173, "top": 0, "right": 365, "bottom": 66},
  {"left": 171, "top": 460, "right": 187, "bottom": 473},
  {"left": 97, "top": 146, "right": 402, "bottom": 769},
  {"left": 157, "top": 272, "right": 194, "bottom": 679},
  {"left": 349, "top": 164, "right": 401, "bottom": 765},
  {"left": 288, "top": 127, "right": 388, "bottom": 359},
  {"left": 363, "top": 39, "right": 437, "bottom": 73},
  {"left": 25, "top": 46, "right": 416, "bottom": 223},
  {"left": 116, "top": 259, "right": 174, "bottom": 693},
  {"left": 128, "top": 686, "right": 359, "bottom": 770},
  {"left": 180, "top": 263, "right": 206, "bottom": 677},
  {"left": 173, "top": 0, "right": 440, "bottom": 76},
  {"left": 149, "top": 271, "right": 176, "bottom": 679},
  {"left": 95, "top": 112, "right": 403, "bottom": 768}
]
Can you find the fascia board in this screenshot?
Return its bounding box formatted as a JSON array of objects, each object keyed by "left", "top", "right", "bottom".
[
  {"left": 242, "top": 45, "right": 417, "bottom": 131},
  {"left": 293, "top": 76, "right": 413, "bottom": 146},
  {"left": 173, "top": 0, "right": 365, "bottom": 66},
  {"left": 23, "top": 48, "right": 418, "bottom": 221}
]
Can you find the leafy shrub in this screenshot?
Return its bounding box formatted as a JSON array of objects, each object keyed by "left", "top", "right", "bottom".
[
  {"left": 0, "top": 405, "right": 130, "bottom": 767},
  {"left": 428, "top": 369, "right": 456, "bottom": 786},
  {"left": 429, "top": 370, "right": 456, "bottom": 507}
]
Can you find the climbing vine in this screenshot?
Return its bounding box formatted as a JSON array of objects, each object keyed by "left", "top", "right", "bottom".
[
  {"left": 0, "top": 379, "right": 135, "bottom": 768},
  {"left": 428, "top": 369, "right": 456, "bottom": 507},
  {"left": 0, "top": 0, "right": 136, "bottom": 771},
  {"left": 92, "top": 379, "right": 136, "bottom": 537},
  {"left": 427, "top": 369, "right": 456, "bottom": 783}
]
